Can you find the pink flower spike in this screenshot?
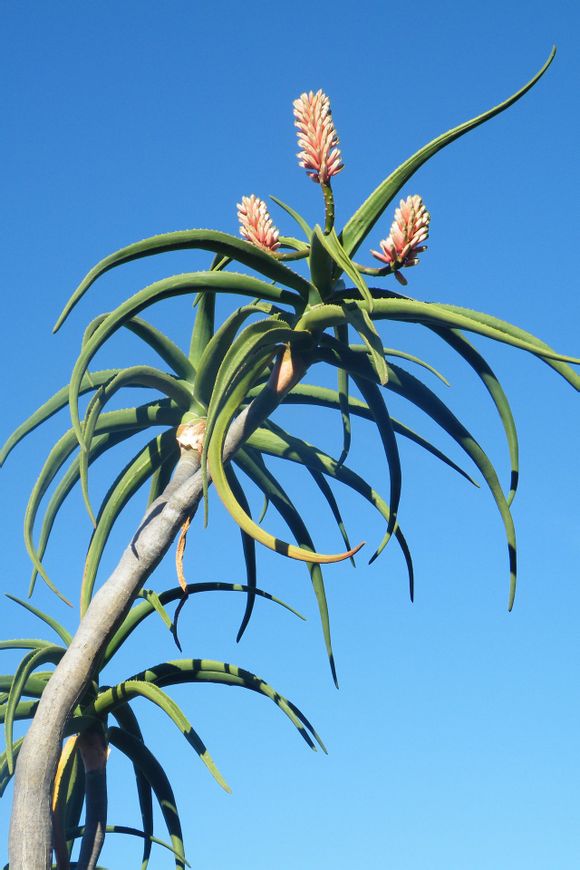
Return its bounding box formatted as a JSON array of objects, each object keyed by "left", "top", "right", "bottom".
[
  {"left": 293, "top": 90, "right": 344, "bottom": 184},
  {"left": 371, "top": 195, "right": 430, "bottom": 276},
  {"left": 237, "top": 195, "right": 280, "bottom": 252}
]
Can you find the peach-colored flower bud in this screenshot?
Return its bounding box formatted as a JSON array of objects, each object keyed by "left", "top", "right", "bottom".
[
  {"left": 371, "top": 195, "right": 430, "bottom": 282},
  {"left": 237, "top": 195, "right": 280, "bottom": 252},
  {"left": 293, "top": 90, "right": 344, "bottom": 184}
]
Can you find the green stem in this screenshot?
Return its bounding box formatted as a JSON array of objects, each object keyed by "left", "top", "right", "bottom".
[
  {"left": 354, "top": 263, "right": 392, "bottom": 277},
  {"left": 321, "top": 183, "right": 335, "bottom": 234},
  {"left": 277, "top": 249, "right": 310, "bottom": 262}
]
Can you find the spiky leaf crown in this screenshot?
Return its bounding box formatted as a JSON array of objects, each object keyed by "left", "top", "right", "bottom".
[{"left": 1, "top": 47, "right": 576, "bottom": 866}]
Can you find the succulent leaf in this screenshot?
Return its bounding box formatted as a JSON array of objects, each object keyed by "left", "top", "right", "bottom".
[
  {"left": 68, "top": 272, "right": 305, "bottom": 448},
  {"left": 107, "top": 726, "right": 187, "bottom": 870},
  {"left": 104, "top": 582, "right": 304, "bottom": 665},
  {"left": 79, "top": 365, "right": 191, "bottom": 524},
  {"left": 80, "top": 430, "right": 178, "bottom": 614},
  {"left": 94, "top": 680, "right": 231, "bottom": 792},
  {"left": 0, "top": 369, "right": 118, "bottom": 467},
  {"left": 82, "top": 315, "right": 195, "bottom": 382},
  {"left": 54, "top": 228, "right": 312, "bottom": 332},
  {"left": 111, "top": 703, "right": 154, "bottom": 869},
  {"left": 269, "top": 195, "right": 313, "bottom": 240},
  {"left": 121, "top": 658, "right": 325, "bottom": 752},
  {"left": 341, "top": 48, "right": 556, "bottom": 258},
  {"left": 4, "top": 645, "right": 65, "bottom": 773},
  {"left": 223, "top": 465, "right": 258, "bottom": 643},
  {"left": 235, "top": 447, "right": 339, "bottom": 686}
]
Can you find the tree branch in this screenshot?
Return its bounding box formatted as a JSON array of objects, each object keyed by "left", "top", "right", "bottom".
[{"left": 8, "top": 370, "right": 298, "bottom": 869}]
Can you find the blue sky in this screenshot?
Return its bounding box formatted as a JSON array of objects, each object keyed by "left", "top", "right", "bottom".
[{"left": 1, "top": 2, "right": 579, "bottom": 868}]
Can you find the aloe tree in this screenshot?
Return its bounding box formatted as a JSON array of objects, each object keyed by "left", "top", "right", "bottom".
[{"left": 2, "top": 46, "right": 578, "bottom": 869}]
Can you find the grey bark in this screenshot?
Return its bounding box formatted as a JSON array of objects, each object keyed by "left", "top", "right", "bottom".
[{"left": 8, "top": 383, "right": 285, "bottom": 869}]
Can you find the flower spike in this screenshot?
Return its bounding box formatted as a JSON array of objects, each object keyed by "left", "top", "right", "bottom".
[
  {"left": 371, "top": 195, "right": 430, "bottom": 285},
  {"left": 237, "top": 195, "right": 280, "bottom": 252},
  {"left": 293, "top": 90, "right": 344, "bottom": 184}
]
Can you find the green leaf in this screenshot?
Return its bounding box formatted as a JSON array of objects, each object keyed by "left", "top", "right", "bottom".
[
  {"left": 0, "top": 699, "right": 39, "bottom": 724},
  {"left": 26, "top": 403, "right": 181, "bottom": 598},
  {"left": 387, "top": 362, "right": 517, "bottom": 606},
  {"left": 341, "top": 302, "right": 388, "bottom": 385},
  {"left": 235, "top": 448, "right": 339, "bottom": 687},
  {"left": 270, "top": 382, "right": 478, "bottom": 486},
  {"left": 308, "top": 467, "right": 355, "bottom": 566},
  {"left": 54, "top": 228, "right": 313, "bottom": 331},
  {"left": 83, "top": 315, "right": 195, "bottom": 382},
  {"left": 223, "top": 465, "right": 258, "bottom": 643},
  {"left": 355, "top": 345, "right": 450, "bottom": 385},
  {"left": 5, "top": 595, "right": 72, "bottom": 646},
  {"left": 341, "top": 47, "right": 556, "bottom": 258},
  {"left": 257, "top": 491, "right": 270, "bottom": 524},
  {"left": 189, "top": 290, "right": 216, "bottom": 371},
  {"left": 278, "top": 235, "right": 310, "bottom": 255},
  {"left": 202, "top": 317, "right": 310, "bottom": 522},
  {"left": 123, "top": 658, "right": 325, "bottom": 753},
  {"left": 259, "top": 419, "right": 355, "bottom": 562},
  {"left": 107, "top": 726, "right": 187, "bottom": 870},
  {"left": 316, "top": 342, "right": 518, "bottom": 607},
  {"left": 0, "top": 670, "right": 51, "bottom": 694},
  {"left": 0, "top": 370, "right": 118, "bottom": 467},
  {"left": 0, "top": 737, "right": 23, "bottom": 797},
  {"left": 4, "top": 645, "right": 65, "bottom": 773},
  {"left": 111, "top": 704, "right": 154, "bottom": 869},
  {"left": 299, "top": 298, "right": 580, "bottom": 367},
  {"left": 94, "top": 680, "right": 231, "bottom": 792},
  {"left": 246, "top": 424, "right": 414, "bottom": 595},
  {"left": 79, "top": 365, "right": 192, "bottom": 524},
  {"left": 126, "top": 318, "right": 196, "bottom": 382},
  {"left": 68, "top": 272, "right": 303, "bottom": 448},
  {"left": 65, "top": 825, "right": 190, "bottom": 866},
  {"left": 188, "top": 252, "right": 229, "bottom": 371},
  {"left": 207, "top": 346, "right": 363, "bottom": 566},
  {"left": 347, "top": 367, "right": 402, "bottom": 546},
  {"left": 29, "top": 425, "right": 164, "bottom": 596},
  {"left": 0, "top": 640, "right": 58, "bottom": 652},
  {"left": 80, "top": 430, "right": 178, "bottom": 614},
  {"left": 315, "top": 227, "right": 374, "bottom": 310},
  {"left": 270, "top": 195, "right": 313, "bottom": 240},
  {"left": 202, "top": 321, "right": 361, "bottom": 567},
  {"left": 437, "top": 303, "right": 580, "bottom": 389},
  {"left": 432, "top": 327, "right": 519, "bottom": 504},
  {"left": 194, "top": 302, "right": 279, "bottom": 409},
  {"left": 23, "top": 425, "right": 91, "bottom": 602},
  {"left": 105, "top": 582, "right": 304, "bottom": 664},
  {"left": 333, "top": 324, "right": 351, "bottom": 466},
  {"left": 139, "top": 589, "right": 174, "bottom": 630},
  {"left": 203, "top": 344, "right": 276, "bottom": 526},
  {"left": 308, "top": 226, "right": 334, "bottom": 300}
]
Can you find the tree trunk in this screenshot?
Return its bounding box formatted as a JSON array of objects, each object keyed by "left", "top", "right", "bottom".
[{"left": 8, "top": 370, "right": 297, "bottom": 868}]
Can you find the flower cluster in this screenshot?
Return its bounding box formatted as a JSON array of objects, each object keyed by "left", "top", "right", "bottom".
[
  {"left": 293, "top": 90, "right": 344, "bottom": 184},
  {"left": 238, "top": 99, "right": 430, "bottom": 287},
  {"left": 237, "top": 195, "right": 280, "bottom": 252},
  {"left": 371, "top": 195, "right": 430, "bottom": 284}
]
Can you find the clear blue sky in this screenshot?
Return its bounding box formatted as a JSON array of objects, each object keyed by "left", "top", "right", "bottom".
[{"left": 1, "top": 2, "right": 579, "bottom": 868}]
